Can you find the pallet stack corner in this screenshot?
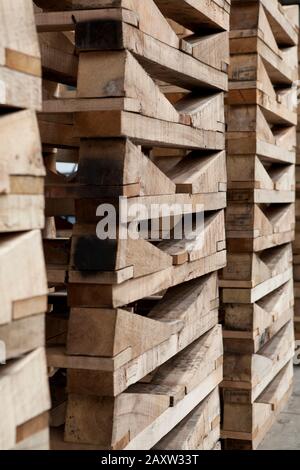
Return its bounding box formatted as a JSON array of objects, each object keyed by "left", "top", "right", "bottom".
[
  {"left": 221, "top": 0, "right": 299, "bottom": 450},
  {"left": 0, "top": 0, "right": 50, "bottom": 450}
]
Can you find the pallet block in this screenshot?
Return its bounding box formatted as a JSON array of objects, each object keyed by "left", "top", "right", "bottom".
[
  {"left": 0, "top": 348, "right": 50, "bottom": 450},
  {"left": 0, "top": 0, "right": 41, "bottom": 110}
]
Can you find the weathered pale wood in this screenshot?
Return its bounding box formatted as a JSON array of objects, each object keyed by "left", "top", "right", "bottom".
[
  {"left": 167, "top": 150, "right": 226, "bottom": 194},
  {"left": 46, "top": 274, "right": 219, "bottom": 395},
  {"left": 63, "top": 325, "right": 223, "bottom": 449},
  {"left": 221, "top": 243, "right": 292, "bottom": 288},
  {"left": 0, "top": 349, "right": 50, "bottom": 450},
  {"left": 226, "top": 203, "right": 295, "bottom": 252},
  {"left": 159, "top": 210, "right": 225, "bottom": 265},
  {"left": 222, "top": 360, "right": 293, "bottom": 450},
  {"left": 68, "top": 248, "right": 226, "bottom": 308},
  {"left": 0, "top": 112, "right": 45, "bottom": 230},
  {"left": 222, "top": 267, "right": 292, "bottom": 304},
  {"left": 0, "top": 231, "right": 48, "bottom": 325},
  {"left": 223, "top": 279, "right": 294, "bottom": 353},
  {"left": 154, "top": 0, "right": 230, "bottom": 32},
  {"left": 0, "top": 314, "right": 45, "bottom": 361},
  {"left": 75, "top": 110, "right": 225, "bottom": 150},
  {"left": 75, "top": 21, "right": 228, "bottom": 91},
  {"left": 222, "top": 320, "right": 294, "bottom": 402},
  {"left": 154, "top": 387, "right": 220, "bottom": 450},
  {"left": 0, "top": 0, "right": 41, "bottom": 79}
]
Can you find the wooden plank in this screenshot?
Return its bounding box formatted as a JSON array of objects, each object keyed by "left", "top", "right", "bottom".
[
  {"left": 35, "top": 8, "right": 139, "bottom": 32},
  {"left": 159, "top": 210, "right": 225, "bottom": 265},
  {"left": 39, "top": 32, "right": 78, "bottom": 86},
  {"left": 76, "top": 139, "right": 176, "bottom": 196},
  {"left": 154, "top": 0, "right": 230, "bottom": 32},
  {"left": 68, "top": 249, "right": 226, "bottom": 308},
  {"left": 74, "top": 110, "right": 225, "bottom": 150},
  {"left": 222, "top": 267, "right": 293, "bottom": 304}
]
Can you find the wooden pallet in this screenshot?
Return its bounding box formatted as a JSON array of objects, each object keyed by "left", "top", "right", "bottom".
[
  {"left": 221, "top": 0, "right": 298, "bottom": 450},
  {"left": 48, "top": 272, "right": 219, "bottom": 396},
  {"left": 49, "top": 325, "right": 223, "bottom": 450}
]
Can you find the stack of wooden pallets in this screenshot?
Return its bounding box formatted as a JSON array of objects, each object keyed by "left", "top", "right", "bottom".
[
  {"left": 0, "top": 0, "right": 50, "bottom": 450},
  {"left": 294, "top": 25, "right": 300, "bottom": 344},
  {"left": 221, "top": 0, "right": 298, "bottom": 450},
  {"left": 34, "top": 0, "right": 230, "bottom": 450}
]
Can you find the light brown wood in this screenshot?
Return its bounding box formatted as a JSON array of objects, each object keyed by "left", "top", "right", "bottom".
[
  {"left": 0, "top": 231, "right": 48, "bottom": 325},
  {"left": 222, "top": 360, "right": 293, "bottom": 450},
  {"left": 0, "top": 349, "right": 50, "bottom": 450},
  {"left": 63, "top": 325, "right": 223, "bottom": 449}
]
